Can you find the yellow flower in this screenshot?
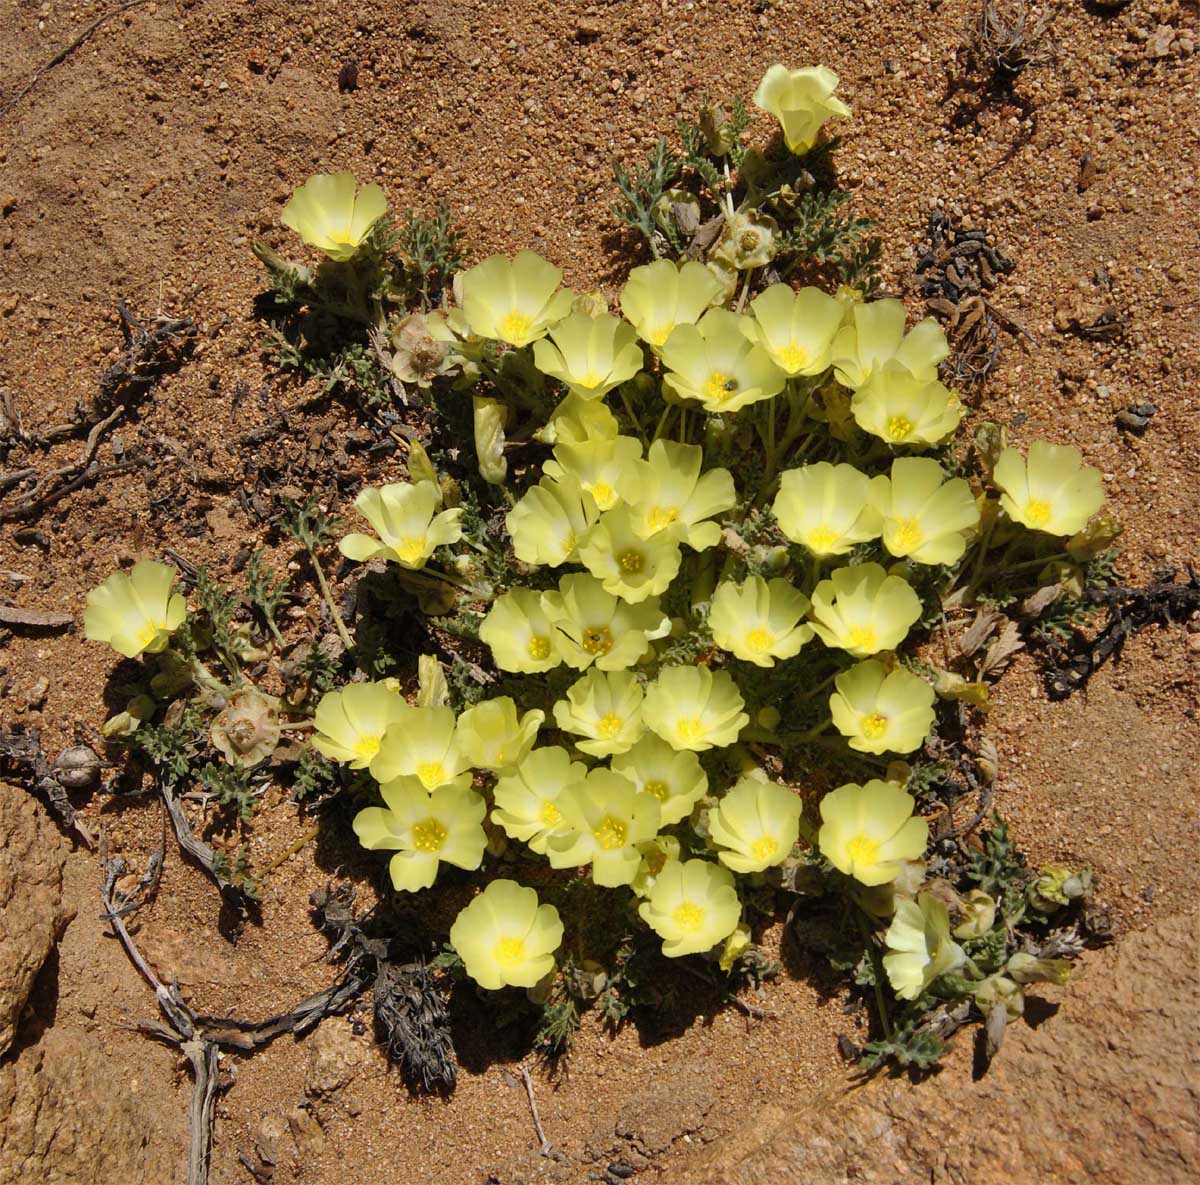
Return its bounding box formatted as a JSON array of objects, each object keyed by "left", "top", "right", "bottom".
[
  {"left": 339, "top": 481, "right": 464, "bottom": 569},
  {"left": 830, "top": 299, "right": 949, "bottom": 389},
  {"left": 829, "top": 660, "right": 936, "bottom": 754},
  {"left": 506, "top": 474, "right": 599, "bottom": 567},
  {"left": 708, "top": 576, "right": 814, "bottom": 666},
  {"left": 817, "top": 779, "right": 929, "bottom": 886},
  {"left": 661, "top": 309, "right": 787, "bottom": 414},
  {"left": 491, "top": 746, "right": 587, "bottom": 854},
  {"left": 752, "top": 64, "right": 851, "bottom": 154},
  {"left": 630, "top": 835, "right": 683, "bottom": 897},
  {"left": 353, "top": 779, "right": 487, "bottom": 892},
  {"left": 611, "top": 732, "right": 709, "bottom": 825},
  {"left": 619, "top": 259, "right": 724, "bottom": 351},
  {"left": 456, "top": 696, "right": 545, "bottom": 773},
  {"left": 369, "top": 705, "right": 467, "bottom": 790},
  {"left": 993, "top": 440, "right": 1105, "bottom": 536},
  {"left": 456, "top": 250, "right": 574, "bottom": 347},
  {"left": 538, "top": 391, "right": 620, "bottom": 445},
  {"left": 708, "top": 776, "right": 804, "bottom": 873},
  {"left": 772, "top": 462, "right": 886, "bottom": 557},
  {"left": 449, "top": 879, "right": 564, "bottom": 990},
  {"left": 478, "top": 587, "right": 563, "bottom": 673},
  {"left": 883, "top": 893, "right": 966, "bottom": 1000},
  {"left": 743, "top": 284, "right": 846, "bottom": 376},
  {"left": 642, "top": 666, "right": 748, "bottom": 752},
  {"left": 637, "top": 859, "right": 742, "bottom": 957},
  {"left": 544, "top": 435, "right": 644, "bottom": 512},
  {"left": 83, "top": 560, "right": 187, "bottom": 658},
  {"left": 473, "top": 395, "right": 508, "bottom": 485},
  {"left": 546, "top": 768, "right": 662, "bottom": 886},
  {"left": 620, "top": 439, "right": 737, "bottom": 550},
  {"left": 280, "top": 173, "right": 388, "bottom": 262},
  {"left": 808, "top": 563, "right": 922, "bottom": 657},
  {"left": 532, "top": 311, "right": 644, "bottom": 399},
  {"left": 850, "top": 362, "right": 965, "bottom": 447},
  {"left": 577, "top": 506, "right": 684, "bottom": 603},
  {"left": 541, "top": 572, "right": 670, "bottom": 671},
  {"left": 552, "top": 668, "right": 645, "bottom": 757},
  {"left": 310, "top": 681, "right": 411, "bottom": 769},
  {"left": 873, "top": 457, "right": 980, "bottom": 565}
]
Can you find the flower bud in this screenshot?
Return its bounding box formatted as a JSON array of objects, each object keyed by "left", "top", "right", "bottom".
[
  {"left": 718, "top": 923, "right": 752, "bottom": 972},
  {"left": 407, "top": 438, "right": 439, "bottom": 490},
  {"left": 974, "top": 973, "right": 1024, "bottom": 1019},
  {"left": 953, "top": 889, "right": 997, "bottom": 939},
  {"left": 1005, "top": 952, "right": 1072, "bottom": 986}
]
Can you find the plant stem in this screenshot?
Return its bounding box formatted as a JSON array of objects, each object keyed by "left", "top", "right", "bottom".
[
  {"left": 856, "top": 908, "right": 893, "bottom": 1041},
  {"left": 652, "top": 404, "right": 675, "bottom": 442},
  {"left": 309, "top": 551, "right": 354, "bottom": 652},
  {"left": 617, "top": 385, "right": 648, "bottom": 447}
]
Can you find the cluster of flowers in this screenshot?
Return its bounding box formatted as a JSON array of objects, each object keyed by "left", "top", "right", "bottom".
[{"left": 81, "top": 62, "right": 1107, "bottom": 1011}]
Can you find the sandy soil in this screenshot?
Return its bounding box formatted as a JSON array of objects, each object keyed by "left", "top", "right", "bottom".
[{"left": 1, "top": 0, "right": 1197, "bottom": 1182}]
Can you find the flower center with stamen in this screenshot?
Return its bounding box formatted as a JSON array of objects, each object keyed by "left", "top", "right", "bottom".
[
  {"left": 886, "top": 415, "right": 914, "bottom": 441},
  {"left": 672, "top": 902, "right": 705, "bottom": 932},
  {"left": 806, "top": 525, "right": 839, "bottom": 553},
  {"left": 493, "top": 936, "right": 526, "bottom": 967},
  {"left": 751, "top": 836, "right": 779, "bottom": 862},
  {"left": 539, "top": 800, "right": 562, "bottom": 827},
  {"left": 704, "top": 370, "right": 737, "bottom": 404},
  {"left": 561, "top": 530, "right": 578, "bottom": 558},
  {"left": 499, "top": 311, "right": 532, "bottom": 343},
  {"left": 861, "top": 713, "right": 888, "bottom": 740},
  {"left": 597, "top": 712, "right": 624, "bottom": 738},
  {"left": 134, "top": 621, "right": 160, "bottom": 648},
  {"left": 847, "top": 834, "right": 880, "bottom": 867},
  {"left": 581, "top": 370, "right": 605, "bottom": 390},
  {"left": 847, "top": 625, "right": 878, "bottom": 651},
  {"left": 618, "top": 549, "right": 644, "bottom": 574},
  {"left": 528, "top": 636, "right": 552, "bottom": 661},
  {"left": 675, "top": 716, "right": 705, "bottom": 745},
  {"left": 594, "top": 815, "right": 628, "bottom": 850},
  {"left": 588, "top": 480, "right": 616, "bottom": 509},
  {"left": 649, "top": 324, "right": 673, "bottom": 347},
  {"left": 396, "top": 534, "right": 427, "bottom": 564},
  {"left": 582, "top": 626, "right": 613, "bottom": 656},
  {"left": 1025, "top": 499, "right": 1052, "bottom": 527},
  {"left": 646, "top": 505, "right": 679, "bottom": 532},
  {"left": 892, "top": 518, "right": 922, "bottom": 551},
  {"left": 416, "top": 760, "right": 446, "bottom": 787},
  {"left": 644, "top": 780, "right": 670, "bottom": 802},
  {"left": 330, "top": 227, "right": 357, "bottom": 245},
  {"left": 411, "top": 817, "right": 448, "bottom": 852},
  {"left": 746, "top": 628, "right": 773, "bottom": 653},
  {"left": 779, "top": 343, "right": 809, "bottom": 371},
  {"left": 353, "top": 733, "right": 382, "bottom": 761}
]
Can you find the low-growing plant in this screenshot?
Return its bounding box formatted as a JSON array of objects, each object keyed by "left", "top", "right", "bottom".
[{"left": 82, "top": 62, "right": 1114, "bottom": 1080}]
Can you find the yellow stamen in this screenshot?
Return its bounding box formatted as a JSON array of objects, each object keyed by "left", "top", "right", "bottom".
[
  {"left": 649, "top": 324, "right": 673, "bottom": 347},
  {"left": 416, "top": 760, "right": 446, "bottom": 787},
  {"left": 588, "top": 480, "right": 616, "bottom": 509},
  {"left": 597, "top": 712, "right": 624, "bottom": 738},
  {"left": 499, "top": 311, "right": 533, "bottom": 343},
  {"left": 847, "top": 834, "right": 880, "bottom": 867},
  {"left": 646, "top": 505, "right": 679, "bottom": 532},
  {"left": 892, "top": 518, "right": 922, "bottom": 551},
  {"left": 675, "top": 716, "right": 705, "bottom": 745},
  {"left": 352, "top": 733, "right": 382, "bottom": 761},
  {"left": 618, "top": 549, "right": 644, "bottom": 574},
  {"left": 494, "top": 936, "right": 527, "bottom": 967},
  {"left": 704, "top": 370, "right": 736, "bottom": 404},
  {"left": 582, "top": 625, "right": 613, "bottom": 656},
  {"left": 396, "top": 534, "right": 427, "bottom": 564},
  {"left": 778, "top": 342, "right": 809, "bottom": 372},
  {"left": 751, "top": 836, "right": 778, "bottom": 862},
  {"left": 672, "top": 902, "right": 705, "bottom": 931},
  {"left": 134, "top": 622, "right": 160, "bottom": 648},
  {"left": 594, "top": 815, "right": 628, "bottom": 850},
  {"left": 886, "top": 415, "right": 914, "bottom": 441},
  {"left": 528, "top": 636, "right": 552, "bottom": 661},
  {"left": 539, "top": 800, "right": 562, "bottom": 827},
  {"left": 644, "top": 780, "right": 670, "bottom": 802},
  {"left": 861, "top": 712, "right": 889, "bottom": 740},
  {"left": 847, "top": 625, "right": 878, "bottom": 652},
  {"left": 1025, "top": 498, "right": 1052, "bottom": 527},
  {"left": 745, "top": 628, "right": 773, "bottom": 653},
  {"left": 411, "top": 817, "right": 448, "bottom": 852},
  {"left": 806, "top": 525, "right": 839, "bottom": 553}
]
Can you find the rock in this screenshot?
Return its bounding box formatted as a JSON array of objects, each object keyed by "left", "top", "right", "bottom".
[
  {"left": 254, "top": 1112, "right": 294, "bottom": 1165},
  {"left": 287, "top": 1105, "right": 327, "bottom": 1158},
  {"left": 0, "top": 1026, "right": 186, "bottom": 1182},
  {"left": 303, "top": 1019, "right": 365, "bottom": 1099},
  {"left": 0, "top": 784, "right": 71, "bottom": 1055}
]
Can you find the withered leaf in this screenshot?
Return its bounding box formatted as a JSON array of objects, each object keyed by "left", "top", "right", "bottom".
[
  {"left": 959, "top": 605, "right": 1005, "bottom": 656},
  {"left": 0, "top": 603, "right": 74, "bottom": 629},
  {"left": 979, "top": 619, "right": 1025, "bottom": 677}
]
